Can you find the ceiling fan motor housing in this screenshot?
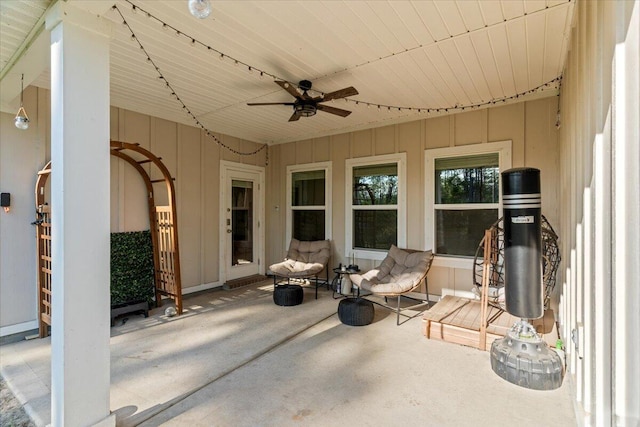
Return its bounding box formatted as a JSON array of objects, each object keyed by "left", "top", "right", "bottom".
[{"left": 298, "top": 80, "right": 313, "bottom": 91}]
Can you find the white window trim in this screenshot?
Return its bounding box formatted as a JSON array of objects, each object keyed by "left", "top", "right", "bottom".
[
  {"left": 346, "top": 153, "right": 407, "bottom": 261},
  {"left": 286, "top": 162, "right": 332, "bottom": 244},
  {"left": 424, "top": 141, "right": 512, "bottom": 269}
]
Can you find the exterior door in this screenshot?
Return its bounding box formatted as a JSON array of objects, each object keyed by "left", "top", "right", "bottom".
[{"left": 220, "top": 161, "right": 265, "bottom": 282}]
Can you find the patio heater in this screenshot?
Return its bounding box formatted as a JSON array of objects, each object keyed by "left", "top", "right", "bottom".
[{"left": 489, "top": 168, "right": 564, "bottom": 390}]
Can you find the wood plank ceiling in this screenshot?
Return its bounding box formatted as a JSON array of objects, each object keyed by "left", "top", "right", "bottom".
[
  {"left": 1, "top": 0, "right": 574, "bottom": 145},
  {"left": 0, "top": 0, "right": 50, "bottom": 70}
]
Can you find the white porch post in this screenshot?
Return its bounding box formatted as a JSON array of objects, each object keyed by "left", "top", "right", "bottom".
[{"left": 46, "top": 3, "right": 114, "bottom": 427}]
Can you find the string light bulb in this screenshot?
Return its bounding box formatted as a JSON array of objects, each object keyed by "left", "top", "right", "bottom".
[
  {"left": 188, "top": 0, "right": 211, "bottom": 19},
  {"left": 14, "top": 74, "right": 29, "bottom": 130}
]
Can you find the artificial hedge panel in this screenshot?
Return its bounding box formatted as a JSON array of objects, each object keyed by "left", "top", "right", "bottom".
[{"left": 111, "top": 230, "right": 155, "bottom": 307}]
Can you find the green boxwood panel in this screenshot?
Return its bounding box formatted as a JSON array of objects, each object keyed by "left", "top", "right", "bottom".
[{"left": 111, "top": 230, "right": 155, "bottom": 307}]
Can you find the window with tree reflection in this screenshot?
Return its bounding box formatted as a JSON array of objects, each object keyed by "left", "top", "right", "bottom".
[
  {"left": 434, "top": 154, "right": 500, "bottom": 256},
  {"left": 352, "top": 163, "right": 398, "bottom": 250}
]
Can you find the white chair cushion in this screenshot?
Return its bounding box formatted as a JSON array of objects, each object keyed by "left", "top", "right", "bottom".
[
  {"left": 350, "top": 245, "right": 432, "bottom": 295},
  {"left": 269, "top": 238, "right": 331, "bottom": 278}
]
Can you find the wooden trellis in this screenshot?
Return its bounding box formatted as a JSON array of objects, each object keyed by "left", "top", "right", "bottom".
[
  {"left": 34, "top": 161, "right": 52, "bottom": 338},
  {"left": 34, "top": 142, "right": 183, "bottom": 337},
  {"left": 155, "top": 207, "right": 180, "bottom": 302},
  {"left": 110, "top": 141, "right": 183, "bottom": 316}
]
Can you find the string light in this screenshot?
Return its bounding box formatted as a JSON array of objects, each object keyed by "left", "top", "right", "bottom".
[
  {"left": 112, "top": 4, "right": 268, "bottom": 162},
  {"left": 337, "top": 76, "right": 562, "bottom": 114},
  {"left": 555, "top": 78, "right": 563, "bottom": 130},
  {"left": 115, "top": 1, "right": 565, "bottom": 152},
  {"left": 124, "top": 0, "right": 564, "bottom": 112}
]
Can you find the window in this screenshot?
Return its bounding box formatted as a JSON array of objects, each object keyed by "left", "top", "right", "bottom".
[
  {"left": 425, "top": 141, "right": 511, "bottom": 264},
  {"left": 287, "top": 162, "right": 331, "bottom": 242},
  {"left": 346, "top": 153, "right": 406, "bottom": 260}
]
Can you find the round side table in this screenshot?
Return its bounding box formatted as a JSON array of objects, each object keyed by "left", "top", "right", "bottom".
[
  {"left": 331, "top": 267, "right": 360, "bottom": 297},
  {"left": 338, "top": 297, "right": 374, "bottom": 326}
]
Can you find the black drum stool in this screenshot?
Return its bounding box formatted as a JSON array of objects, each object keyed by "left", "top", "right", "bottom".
[
  {"left": 273, "top": 284, "right": 304, "bottom": 306},
  {"left": 338, "top": 298, "right": 374, "bottom": 326}
]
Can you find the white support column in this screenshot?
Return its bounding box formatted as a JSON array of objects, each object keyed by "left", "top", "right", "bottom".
[
  {"left": 613, "top": 2, "right": 640, "bottom": 423},
  {"left": 46, "top": 3, "right": 114, "bottom": 427},
  {"left": 593, "top": 124, "right": 612, "bottom": 426}
]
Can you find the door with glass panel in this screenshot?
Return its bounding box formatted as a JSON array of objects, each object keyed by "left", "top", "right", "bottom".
[{"left": 221, "top": 162, "right": 264, "bottom": 282}]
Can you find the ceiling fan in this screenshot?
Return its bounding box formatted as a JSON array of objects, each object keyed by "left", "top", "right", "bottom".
[{"left": 247, "top": 80, "right": 359, "bottom": 122}]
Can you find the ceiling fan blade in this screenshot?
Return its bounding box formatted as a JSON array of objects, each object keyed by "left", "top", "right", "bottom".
[
  {"left": 275, "top": 80, "right": 302, "bottom": 99},
  {"left": 321, "top": 86, "right": 359, "bottom": 102},
  {"left": 288, "top": 111, "right": 302, "bottom": 122},
  {"left": 317, "top": 104, "right": 352, "bottom": 117},
  {"left": 247, "top": 102, "right": 295, "bottom": 106}
]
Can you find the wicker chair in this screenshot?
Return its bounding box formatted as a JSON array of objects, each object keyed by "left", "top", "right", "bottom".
[
  {"left": 269, "top": 239, "right": 331, "bottom": 299},
  {"left": 350, "top": 245, "right": 434, "bottom": 325}
]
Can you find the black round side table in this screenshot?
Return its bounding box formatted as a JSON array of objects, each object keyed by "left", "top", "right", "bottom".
[
  {"left": 273, "top": 284, "right": 304, "bottom": 306},
  {"left": 338, "top": 297, "right": 374, "bottom": 326}
]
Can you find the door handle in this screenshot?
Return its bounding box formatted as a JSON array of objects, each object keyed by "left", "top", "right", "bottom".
[{"left": 227, "top": 229, "right": 232, "bottom": 233}]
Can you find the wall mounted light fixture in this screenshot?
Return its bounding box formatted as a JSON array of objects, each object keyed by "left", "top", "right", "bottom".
[{"left": 14, "top": 74, "right": 29, "bottom": 130}]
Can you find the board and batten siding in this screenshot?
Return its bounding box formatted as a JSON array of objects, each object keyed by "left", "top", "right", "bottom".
[
  {"left": 0, "top": 88, "right": 558, "bottom": 335},
  {"left": 267, "top": 96, "right": 560, "bottom": 298},
  {"left": 109, "top": 106, "right": 266, "bottom": 291},
  {"left": 0, "top": 86, "right": 48, "bottom": 335}
]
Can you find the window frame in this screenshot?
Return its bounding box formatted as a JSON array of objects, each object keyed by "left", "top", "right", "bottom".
[
  {"left": 424, "top": 141, "right": 512, "bottom": 269},
  {"left": 286, "top": 162, "right": 332, "bottom": 244},
  {"left": 346, "top": 153, "right": 407, "bottom": 261}
]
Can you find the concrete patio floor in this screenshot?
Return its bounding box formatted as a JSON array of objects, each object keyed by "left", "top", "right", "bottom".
[{"left": 0, "top": 280, "right": 577, "bottom": 426}]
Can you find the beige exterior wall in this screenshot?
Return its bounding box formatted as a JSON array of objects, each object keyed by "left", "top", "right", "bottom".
[
  {"left": 108, "top": 106, "right": 267, "bottom": 291},
  {"left": 266, "top": 97, "right": 561, "bottom": 298},
  {"left": 0, "top": 89, "right": 560, "bottom": 335},
  {"left": 0, "top": 86, "right": 48, "bottom": 336},
  {"left": 0, "top": 91, "right": 267, "bottom": 337}
]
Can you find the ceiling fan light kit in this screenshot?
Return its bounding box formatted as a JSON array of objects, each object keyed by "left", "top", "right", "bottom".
[
  {"left": 247, "top": 80, "right": 358, "bottom": 122},
  {"left": 295, "top": 103, "right": 317, "bottom": 117}
]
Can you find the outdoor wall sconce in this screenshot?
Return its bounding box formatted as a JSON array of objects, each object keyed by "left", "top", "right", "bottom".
[
  {"left": 188, "top": 0, "right": 211, "bottom": 19},
  {"left": 1, "top": 193, "right": 10, "bottom": 213},
  {"left": 14, "top": 74, "right": 29, "bottom": 130}
]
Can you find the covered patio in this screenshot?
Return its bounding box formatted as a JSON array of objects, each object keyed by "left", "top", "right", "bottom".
[
  {"left": 1, "top": 280, "right": 576, "bottom": 426},
  {"left": 0, "top": 1, "right": 638, "bottom": 426}
]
